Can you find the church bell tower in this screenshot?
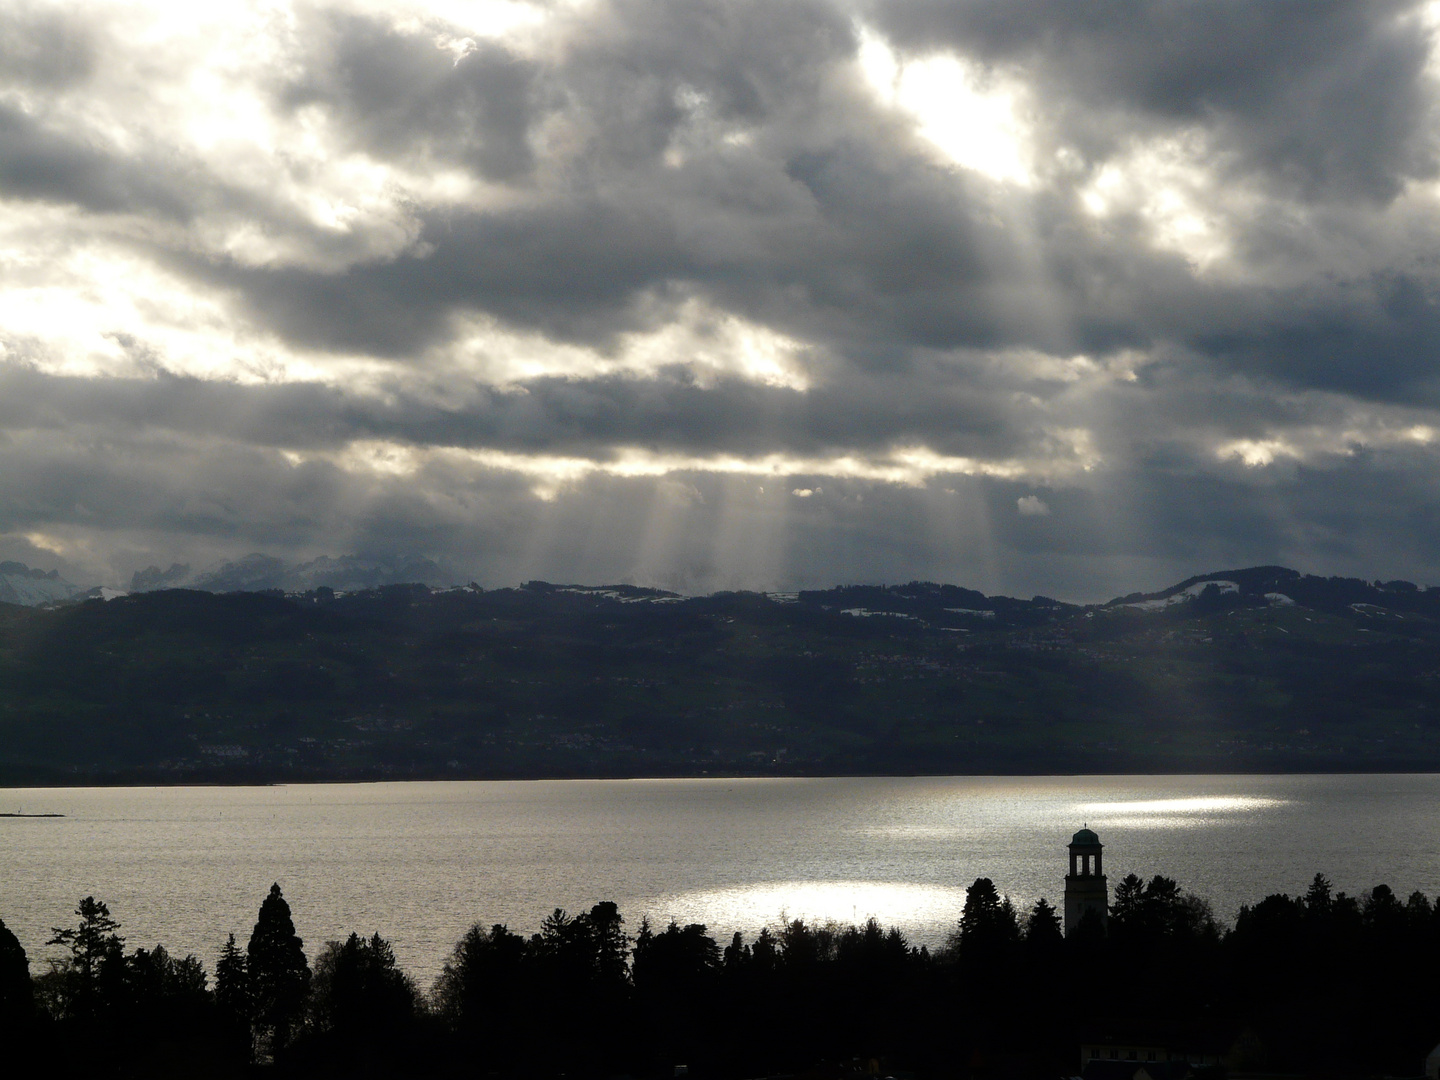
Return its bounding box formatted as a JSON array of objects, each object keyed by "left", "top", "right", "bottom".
[{"left": 1064, "top": 827, "right": 1108, "bottom": 936}]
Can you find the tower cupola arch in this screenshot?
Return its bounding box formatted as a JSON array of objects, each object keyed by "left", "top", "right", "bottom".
[{"left": 1069, "top": 826, "right": 1103, "bottom": 878}]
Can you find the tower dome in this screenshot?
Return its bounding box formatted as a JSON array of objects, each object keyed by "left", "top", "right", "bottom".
[{"left": 1071, "top": 827, "right": 1100, "bottom": 846}]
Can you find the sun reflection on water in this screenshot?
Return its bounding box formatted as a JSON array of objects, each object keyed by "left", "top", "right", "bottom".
[
  {"left": 641, "top": 881, "right": 967, "bottom": 936},
  {"left": 1077, "top": 795, "right": 1289, "bottom": 825}
]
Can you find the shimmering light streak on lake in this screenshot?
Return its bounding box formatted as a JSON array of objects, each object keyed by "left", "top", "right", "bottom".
[
  {"left": 643, "top": 881, "right": 970, "bottom": 936},
  {"left": 1078, "top": 796, "right": 1290, "bottom": 817}
]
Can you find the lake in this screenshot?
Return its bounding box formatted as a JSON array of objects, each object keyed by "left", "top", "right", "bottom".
[{"left": 2, "top": 774, "right": 1437, "bottom": 985}]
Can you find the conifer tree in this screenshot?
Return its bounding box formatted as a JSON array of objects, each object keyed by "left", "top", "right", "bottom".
[
  {"left": 215, "top": 933, "right": 249, "bottom": 1028},
  {"left": 1304, "top": 873, "right": 1333, "bottom": 916},
  {"left": 723, "top": 931, "right": 748, "bottom": 969},
  {"left": 47, "top": 897, "right": 123, "bottom": 985},
  {"left": 309, "top": 931, "right": 416, "bottom": 1035},
  {"left": 587, "top": 900, "right": 629, "bottom": 988},
  {"left": 956, "top": 877, "right": 1019, "bottom": 956},
  {"left": 246, "top": 883, "right": 309, "bottom": 1056},
  {"left": 432, "top": 922, "right": 526, "bottom": 1032},
  {"left": 0, "top": 917, "right": 32, "bottom": 1027},
  {"left": 46, "top": 896, "right": 124, "bottom": 1018},
  {"left": 1024, "top": 898, "right": 1063, "bottom": 947}
]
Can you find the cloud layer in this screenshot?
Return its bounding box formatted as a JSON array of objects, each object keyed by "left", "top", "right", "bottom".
[{"left": 4, "top": 0, "right": 1440, "bottom": 599}]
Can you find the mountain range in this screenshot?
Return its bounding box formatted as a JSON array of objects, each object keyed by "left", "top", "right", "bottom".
[
  {"left": 3, "top": 563, "right": 1440, "bottom": 784},
  {"left": 0, "top": 553, "right": 456, "bottom": 607},
  {"left": 0, "top": 562, "right": 80, "bottom": 607}
]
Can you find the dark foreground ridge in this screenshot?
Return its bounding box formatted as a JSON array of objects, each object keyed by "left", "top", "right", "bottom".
[
  {"left": 5, "top": 566, "right": 1440, "bottom": 782},
  {"left": 3, "top": 870, "right": 1438, "bottom": 1079}
]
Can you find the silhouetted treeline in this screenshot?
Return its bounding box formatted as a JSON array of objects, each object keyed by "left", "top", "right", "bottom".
[{"left": 5, "top": 872, "right": 1440, "bottom": 1078}]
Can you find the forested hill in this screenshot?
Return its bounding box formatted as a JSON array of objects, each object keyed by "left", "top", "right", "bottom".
[{"left": 6, "top": 568, "right": 1440, "bottom": 784}]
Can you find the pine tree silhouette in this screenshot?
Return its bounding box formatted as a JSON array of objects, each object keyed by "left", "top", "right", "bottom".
[
  {"left": 0, "top": 916, "right": 32, "bottom": 1028},
  {"left": 246, "top": 883, "right": 309, "bottom": 1060}
]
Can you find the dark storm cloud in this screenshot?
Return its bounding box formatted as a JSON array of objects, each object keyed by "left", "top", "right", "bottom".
[
  {"left": 556, "top": 0, "right": 857, "bottom": 163},
  {"left": 8, "top": 358, "right": 1440, "bottom": 598},
  {"left": 1188, "top": 272, "right": 1440, "bottom": 402},
  {"left": 0, "top": 4, "right": 95, "bottom": 90},
  {"left": 871, "top": 0, "right": 1438, "bottom": 201},
  {"left": 171, "top": 0, "right": 1440, "bottom": 397},
  {"left": 0, "top": 362, "right": 1029, "bottom": 461},
  {"left": 196, "top": 2, "right": 1078, "bottom": 362},
  {"left": 179, "top": 201, "right": 694, "bottom": 356},
  {"left": 186, "top": 1, "right": 869, "bottom": 356},
  {"left": 0, "top": 103, "right": 193, "bottom": 217},
  {"left": 282, "top": 10, "right": 540, "bottom": 180},
  {"left": 5, "top": 0, "right": 1440, "bottom": 594},
  {"left": 188, "top": 118, "right": 1163, "bottom": 369}
]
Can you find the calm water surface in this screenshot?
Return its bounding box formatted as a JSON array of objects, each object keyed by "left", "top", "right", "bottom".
[{"left": 2, "top": 774, "right": 1437, "bottom": 984}]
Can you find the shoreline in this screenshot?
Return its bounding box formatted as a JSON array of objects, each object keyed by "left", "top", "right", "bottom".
[{"left": 3, "top": 765, "right": 1440, "bottom": 791}]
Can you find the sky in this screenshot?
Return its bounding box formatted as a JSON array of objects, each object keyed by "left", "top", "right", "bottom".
[{"left": 4, "top": 0, "right": 1440, "bottom": 601}]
